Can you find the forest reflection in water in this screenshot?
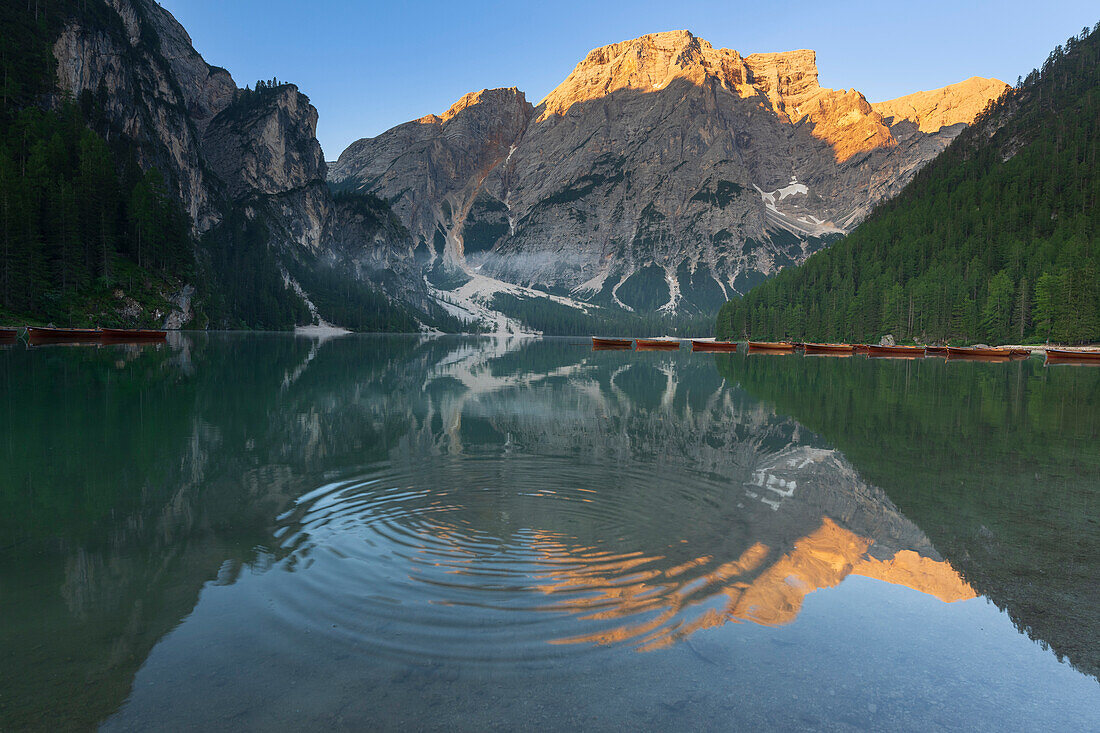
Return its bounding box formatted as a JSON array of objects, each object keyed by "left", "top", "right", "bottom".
[{"left": 0, "top": 334, "right": 1097, "bottom": 731}]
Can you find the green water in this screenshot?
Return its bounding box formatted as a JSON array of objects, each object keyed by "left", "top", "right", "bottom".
[{"left": 0, "top": 335, "right": 1097, "bottom": 731}]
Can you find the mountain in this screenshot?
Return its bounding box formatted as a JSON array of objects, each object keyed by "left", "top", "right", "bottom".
[
  {"left": 717, "top": 22, "right": 1100, "bottom": 345},
  {"left": 330, "top": 31, "right": 1005, "bottom": 323},
  {"left": 0, "top": 6, "right": 1011, "bottom": 333},
  {"left": 0, "top": 0, "right": 456, "bottom": 330}
]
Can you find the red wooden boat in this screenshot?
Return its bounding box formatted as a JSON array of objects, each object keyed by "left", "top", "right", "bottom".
[
  {"left": 100, "top": 328, "right": 167, "bottom": 341},
  {"left": 592, "top": 337, "right": 633, "bottom": 350},
  {"left": 1010, "top": 348, "right": 1033, "bottom": 357},
  {"left": 635, "top": 339, "right": 681, "bottom": 351},
  {"left": 1045, "top": 348, "right": 1100, "bottom": 363},
  {"left": 803, "top": 343, "right": 855, "bottom": 354},
  {"left": 925, "top": 346, "right": 948, "bottom": 356},
  {"left": 0, "top": 327, "right": 17, "bottom": 342},
  {"left": 690, "top": 340, "right": 738, "bottom": 352},
  {"left": 946, "top": 346, "right": 1013, "bottom": 359},
  {"left": 27, "top": 326, "right": 101, "bottom": 342},
  {"left": 748, "top": 341, "right": 796, "bottom": 352},
  {"left": 866, "top": 344, "right": 926, "bottom": 358},
  {"left": 854, "top": 344, "right": 872, "bottom": 354}
]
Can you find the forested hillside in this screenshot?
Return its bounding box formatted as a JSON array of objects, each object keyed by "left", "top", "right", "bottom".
[
  {"left": 0, "top": 100, "right": 197, "bottom": 326},
  {"left": 0, "top": 2, "right": 194, "bottom": 326},
  {"left": 717, "top": 22, "right": 1100, "bottom": 345}
]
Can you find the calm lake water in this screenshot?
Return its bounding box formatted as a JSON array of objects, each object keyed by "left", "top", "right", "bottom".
[{"left": 1, "top": 334, "right": 1098, "bottom": 731}]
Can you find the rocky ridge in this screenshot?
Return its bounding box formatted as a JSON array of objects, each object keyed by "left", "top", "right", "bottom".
[{"left": 330, "top": 30, "right": 1007, "bottom": 319}]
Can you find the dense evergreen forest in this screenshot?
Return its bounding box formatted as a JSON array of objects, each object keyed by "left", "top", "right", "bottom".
[
  {"left": 0, "top": 1, "right": 194, "bottom": 326},
  {"left": 717, "top": 22, "right": 1100, "bottom": 345},
  {"left": 0, "top": 100, "right": 193, "bottom": 326}
]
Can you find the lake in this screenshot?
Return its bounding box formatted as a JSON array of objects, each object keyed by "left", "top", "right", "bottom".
[{"left": 1, "top": 334, "right": 1098, "bottom": 731}]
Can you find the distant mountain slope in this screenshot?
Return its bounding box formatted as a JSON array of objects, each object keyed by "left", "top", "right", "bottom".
[
  {"left": 717, "top": 22, "right": 1100, "bottom": 345},
  {"left": 331, "top": 31, "right": 1005, "bottom": 318}
]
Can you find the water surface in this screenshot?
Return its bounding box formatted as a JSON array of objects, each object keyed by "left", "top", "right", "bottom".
[{"left": 1, "top": 335, "right": 1097, "bottom": 731}]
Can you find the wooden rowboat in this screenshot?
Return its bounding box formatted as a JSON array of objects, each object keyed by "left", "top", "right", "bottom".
[
  {"left": 946, "top": 346, "right": 1013, "bottom": 359},
  {"left": 1010, "top": 348, "right": 1032, "bottom": 357},
  {"left": 0, "top": 328, "right": 18, "bottom": 342},
  {"left": 866, "top": 344, "right": 926, "bottom": 357},
  {"left": 592, "top": 337, "right": 633, "bottom": 349},
  {"left": 100, "top": 328, "right": 167, "bottom": 341},
  {"left": 803, "top": 343, "right": 855, "bottom": 354},
  {"left": 854, "top": 344, "right": 872, "bottom": 354},
  {"left": 27, "top": 326, "right": 101, "bottom": 342},
  {"left": 925, "top": 346, "right": 948, "bottom": 356},
  {"left": 748, "top": 341, "right": 796, "bottom": 352},
  {"left": 691, "top": 340, "right": 738, "bottom": 352},
  {"left": 1045, "top": 348, "right": 1100, "bottom": 363},
  {"left": 635, "top": 339, "right": 681, "bottom": 351}
]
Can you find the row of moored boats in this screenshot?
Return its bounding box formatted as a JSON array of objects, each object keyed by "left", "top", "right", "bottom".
[
  {"left": 592, "top": 338, "right": 1100, "bottom": 363},
  {"left": 0, "top": 326, "right": 167, "bottom": 345}
]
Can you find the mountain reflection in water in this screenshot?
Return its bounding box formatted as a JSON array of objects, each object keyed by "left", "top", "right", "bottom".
[{"left": 0, "top": 335, "right": 1096, "bottom": 731}]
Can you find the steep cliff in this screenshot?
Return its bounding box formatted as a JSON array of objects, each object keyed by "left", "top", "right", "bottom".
[
  {"left": 32, "top": 0, "right": 441, "bottom": 329},
  {"left": 331, "top": 31, "right": 1006, "bottom": 318}
]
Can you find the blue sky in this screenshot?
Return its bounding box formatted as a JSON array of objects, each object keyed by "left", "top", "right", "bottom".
[{"left": 159, "top": 0, "right": 1097, "bottom": 160}]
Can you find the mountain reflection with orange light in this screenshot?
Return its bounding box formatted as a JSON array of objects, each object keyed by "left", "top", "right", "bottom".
[{"left": 520, "top": 518, "right": 976, "bottom": 651}]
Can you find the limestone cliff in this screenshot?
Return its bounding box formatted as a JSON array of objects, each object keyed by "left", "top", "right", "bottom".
[
  {"left": 330, "top": 30, "right": 1007, "bottom": 317},
  {"left": 329, "top": 87, "right": 533, "bottom": 270},
  {"left": 47, "top": 0, "right": 439, "bottom": 328}
]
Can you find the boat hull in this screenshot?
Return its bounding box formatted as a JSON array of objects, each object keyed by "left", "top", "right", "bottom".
[
  {"left": 803, "top": 343, "right": 855, "bottom": 354},
  {"left": 947, "top": 346, "right": 1014, "bottom": 359},
  {"left": 866, "top": 345, "right": 926, "bottom": 358},
  {"left": 27, "top": 327, "right": 101, "bottom": 342},
  {"left": 636, "top": 339, "right": 680, "bottom": 351},
  {"left": 748, "top": 341, "right": 796, "bottom": 352},
  {"left": 592, "top": 337, "right": 633, "bottom": 350},
  {"left": 0, "top": 328, "right": 17, "bottom": 342},
  {"left": 691, "top": 340, "right": 738, "bottom": 352},
  {"left": 1045, "top": 348, "right": 1100, "bottom": 364},
  {"left": 100, "top": 328, "right": 167, "bottom": 341}
]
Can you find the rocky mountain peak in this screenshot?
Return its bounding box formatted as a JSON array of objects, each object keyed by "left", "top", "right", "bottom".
[
  {"left": 743, "top": 49, "right": 820, "bottom": 110},
  {"left": 203, "top": 83, "right": 326, "bottom": 203},
  {"left": 573, "top": 30, "right": 712, "bottom": 74},
  {"left": 538, "top": 30, "right": 749, "bottom": 119},
  {"left": 442, "top": 87, "right": 528, "bottom": 122}
]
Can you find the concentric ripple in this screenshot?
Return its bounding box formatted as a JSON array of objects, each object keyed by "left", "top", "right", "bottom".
[{"left": 259, "top": 453, "right": 779, "bottom": 663}]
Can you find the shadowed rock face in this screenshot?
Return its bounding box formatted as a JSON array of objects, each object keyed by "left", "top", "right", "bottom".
[
  {"left": 330, "top": 88, "right": 534, "bottom": 269},
  {"left": 53, "top": 0, "right": 330, "bottom": 241},
  {"left": 330, "top": 31, "right": 1006, "bottom": 313},
  {"left": 47, "top": 0, "right": 436, "bottom": 323}
]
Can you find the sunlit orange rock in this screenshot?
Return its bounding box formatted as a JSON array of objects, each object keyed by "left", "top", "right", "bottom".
[
  {"left": 853, "top": 550, "right": 976, "bottom": 603},
  {"left": 872, "top": 77, "right": 1009, "bottom": 133}
]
